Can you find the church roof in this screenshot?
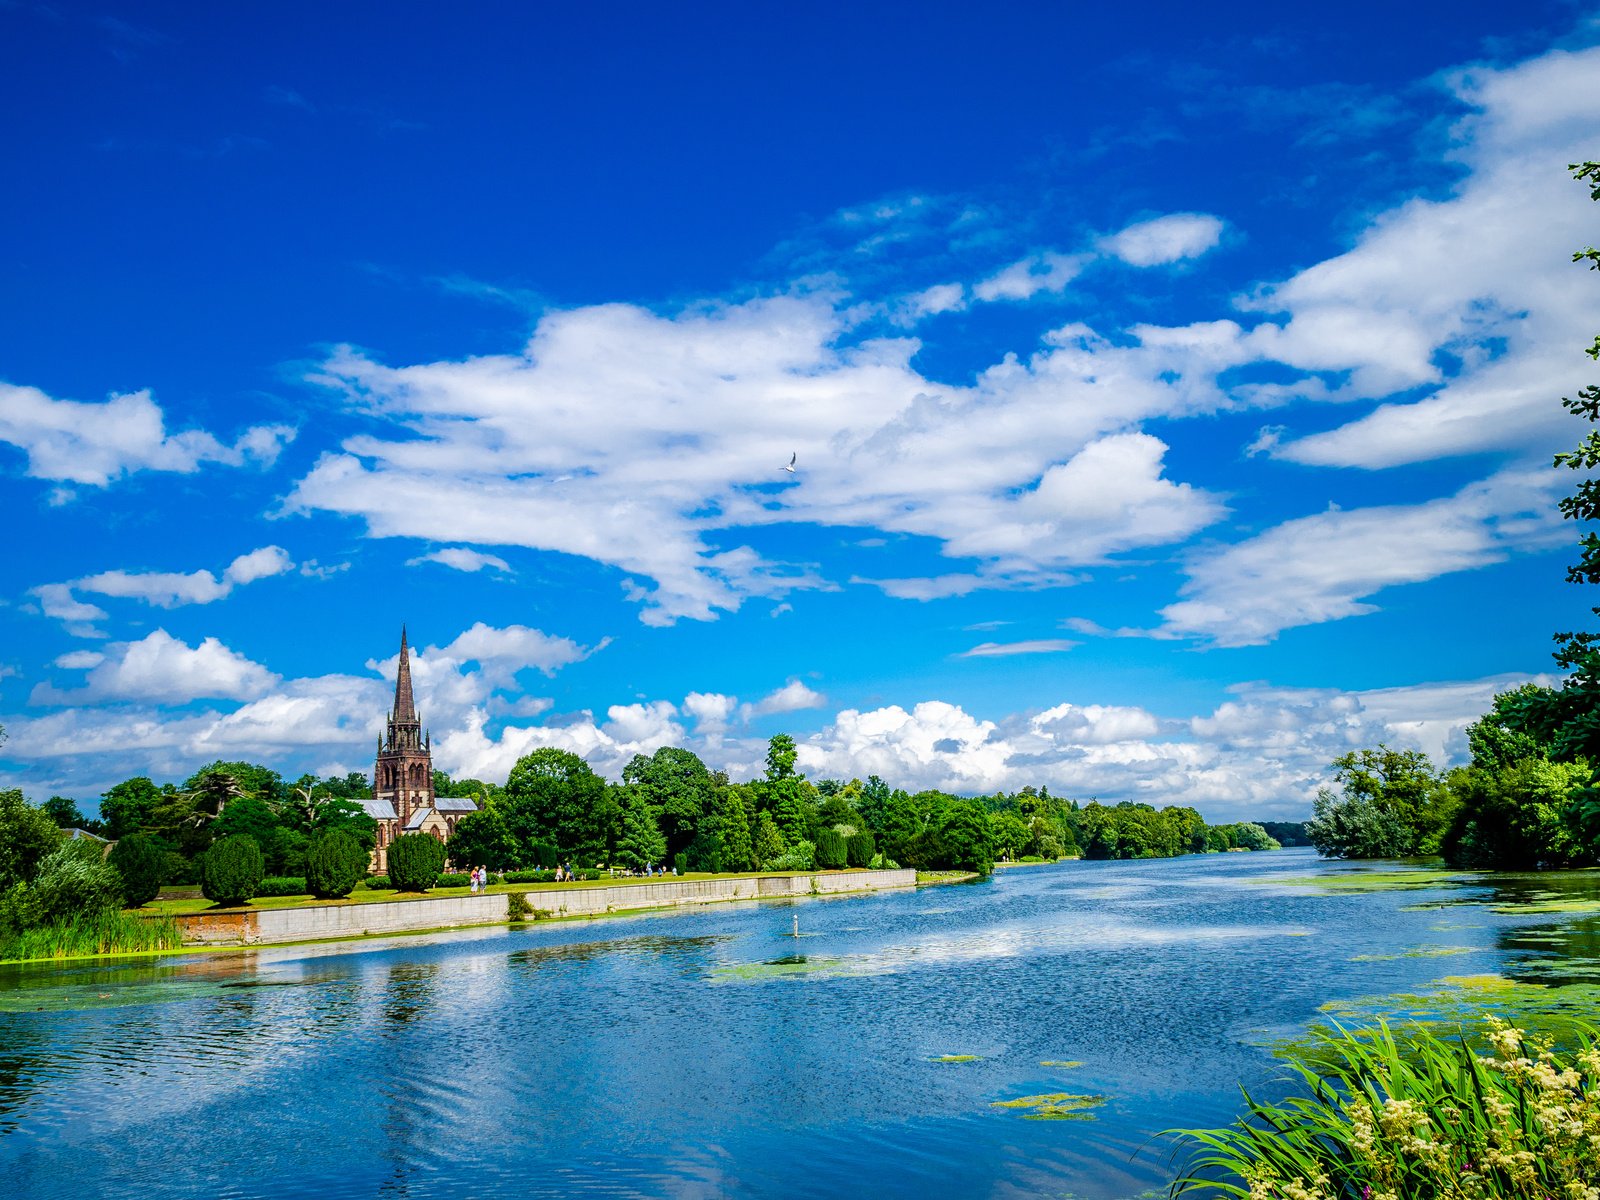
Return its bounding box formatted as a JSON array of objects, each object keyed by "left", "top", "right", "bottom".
[
  {"left": 360, "top": 796, "right": 398, "bottom": 821},
  {"left": 403, "top": 808, "right": 436, "bottom": 830},
  {"left": 435, "top": 795, "right": 478, "bottom": 812}
]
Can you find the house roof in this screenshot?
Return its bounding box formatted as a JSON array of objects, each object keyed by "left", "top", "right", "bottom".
[
  {"left": 403, "top": 808, "right": 437, "bottom": 830},
  {"left": 435, "top": 795, "right": 478, "bottom": 812},
  {"left": 360, "top": 796, "right": 398, "bottom": 821}
]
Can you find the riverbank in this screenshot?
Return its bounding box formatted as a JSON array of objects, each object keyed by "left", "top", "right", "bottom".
[{"left": 170, "top": 867, "right": 919, "bottom": 947}]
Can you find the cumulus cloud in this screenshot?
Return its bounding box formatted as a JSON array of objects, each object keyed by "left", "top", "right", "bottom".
[
  {"left": 31, "top": 630, "right": 280, "bottom": 705},
  {"left": 406, "top": 547, "right": 513, "bottom": 573},
  {"left": 741, "top": 680, "right": 827, "bottom": 719},
  {"left": 1101, "top": 213, "right": 1225, "bottom": 266},
  {"left": 972, "top": 251, "right": 1085, "bottom": 302},
  {"left": 0, "top": 382, "right": 293, "bottom": 486}
]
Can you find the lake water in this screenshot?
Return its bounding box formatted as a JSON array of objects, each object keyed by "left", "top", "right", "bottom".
[{"left": 3, "top": 847, "right": 1599, "bottom": 1199}]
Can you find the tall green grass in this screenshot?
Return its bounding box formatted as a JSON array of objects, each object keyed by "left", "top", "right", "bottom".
[
  {"left": 1169, "top": 1017, "right": 1600, "bottom": 1200},
  {"left": 0, "top": 911, "right": 183, "bottom": 962}
]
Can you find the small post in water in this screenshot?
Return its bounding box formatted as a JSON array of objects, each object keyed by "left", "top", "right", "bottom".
[{"left": 792, "top": 912, "right": 799, "bottom": 938}]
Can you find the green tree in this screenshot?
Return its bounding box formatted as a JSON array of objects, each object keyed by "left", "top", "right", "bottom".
[
  {"left": 108, "top": 833, "right": 166, "bottom": 907},
  {"left": 718, "top": 786, "right": 756, "bottom": 872},
  {"left": 915, "top": 800, "right": 995, "bottom": 874},
  {"left": 503, "top": 748, "right": 615, "bottom": 864},
  {"left": 815, "top": 827, "right": 848, "bottom": 869},
  {"left": 100, "top": 776, "right": 164, "bottom": 840},
  {"left": 1305, "top": 747, "right": 1457, "bottom": 859},
  {"left": 183, "top": 761, "right": 285, "bottom": 808},
  {"left": 387, "top": 832, "right": 446, "bottom": 892},
  {"left": 765, "top": 733, "right": 798, "bottom": 781},
  {"left": 201, "top": 836, "right": 265, "bottom": 907},
  {"left": 753, "top": 811, "right": 785, "bottom": 866},
  {"left": 446, "top": 809, "right": 517, "bottom": 872},
  {"left": 305, "top": 830, "right": 369, "bottom": 899},
  {"left": 992, "top": 811, "right": 1030, "bottom": 860},
  {"left": 41, "top": 795, "right": 90, "bottom": 830},
  {"left": 1443, "top": 758, "right": 1589, "bottom": 869},
  {"left": 311, "top": 797, "right": 378, "bottom": 852},
  {"left": 33, "top": 840, "right": 123, "bottom": 923},
  {"left": 613, "top": 787, "right": 668, "bottom": 872},
  {"left": 623, "top": 747, "right": 716, "bottom": 857},
  {"left": 0, "top": 789, "right": 64, "bottom": 889}
]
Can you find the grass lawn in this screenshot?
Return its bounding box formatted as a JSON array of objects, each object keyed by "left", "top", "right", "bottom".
[{"left": 142, "top": 868, "right": 888, "bottom": 915}]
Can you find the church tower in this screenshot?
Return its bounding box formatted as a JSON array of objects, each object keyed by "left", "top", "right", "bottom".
[{"left": 374, "top": 627, "right": 434, "bottom": 830}]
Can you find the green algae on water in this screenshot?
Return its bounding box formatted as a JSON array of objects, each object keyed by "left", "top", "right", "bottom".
[
  {"left": 991, "top": 1092, "right": 1105, "bottom": 1121},
  {"left": 1040, "top": 1060, "right": 1083, "bottom": 1068},
  {"left": 929, "top": 1054, "right": 981, "bottom": 1063},
  {"left": 709, "top": 954, "right": 882, "bottom": 984},
  {"left": 1350, "top": 945, "right": 1476, "bottom": 962},
  {"left": 1262, "top": 868, "right": 1483, "bottom": 895}
]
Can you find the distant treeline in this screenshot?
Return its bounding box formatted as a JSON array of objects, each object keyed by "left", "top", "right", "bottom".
[{"left": 21, "top": 734, "right": 1292, "bottom": 881}]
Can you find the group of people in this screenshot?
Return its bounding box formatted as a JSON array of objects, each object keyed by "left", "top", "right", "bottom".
[{"left": 467, "top": 865, "right": 490, "bottom": 893}]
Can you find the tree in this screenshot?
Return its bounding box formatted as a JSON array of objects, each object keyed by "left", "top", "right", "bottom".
[
  {"left": 1510, "top": 163, "right": 1600, "bottom": 761},
  {"left": 201, "top": 836, "right": 265, "bottom": 907},
  {"left": 1442, "top": 758, "right": 1589, "bottom": 870},
  {"left": 992, "top": 811, "right": 1030, "bottom": 860},
  {"left": 1304, "top": 747, "right": 1457, "bottom": 859},
  {"left": 612, "top": 787, "right": 668, "bottom": 872},
  {"left": 914, "top": 801, "right": 995, "bottom": 874},
  {"left": 503, "top": 748, "right": 615, "bottom": 864},
  {"left": 305, "top": 830, "right": 369, "bottom": 899},
  {"left": 311, "top": 797, "right": 378, "bottom": 852},
  {"left": 0, "top": 789, "right": 63, "bottom": 890},
  {"left": 108, "top": 833, "right": 166, "bottom": 907},
  {"left": 753, "top": 811, "right": 785, "bottom": 866},
  {"left": 387, "top": 832, "right": 446, "bottom": 892},
  {"left": 183, "top": 761, "right": 285, "bottom": 808},
  {"left": 718, "top": 787, "right": 756, "bottom": 872},
  {"left": 33, "top": 840, "right": 123, "bottom": 923},
  {"left": 41, "top": 795, "right": 92, "bottom": 830},
  {"left": 622, "top": 747, "right": 716, "bottom": 857},
  {"left": 765, "top": 734, "right": 798, "bottom": 781},
  {"left": 100, "top": 776, "right": 164, "bottom": 840},
  {"left": 815, "top": 827, "right": 848, "bottom": 869},
  {"left": 446, "top": 809, "right": 517, "bottom": 872}
]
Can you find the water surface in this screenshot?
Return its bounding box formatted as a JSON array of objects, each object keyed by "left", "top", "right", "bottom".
[{"left": 3, "top": 848, "right": 1598, "bottom": 1199}]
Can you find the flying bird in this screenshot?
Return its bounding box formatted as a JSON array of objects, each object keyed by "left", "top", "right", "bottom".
[{"left": 782, "top": 452, "right": 797, "bottom": 473}]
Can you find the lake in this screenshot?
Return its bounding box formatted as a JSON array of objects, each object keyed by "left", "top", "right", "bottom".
[{"left": 3, "top": 847, "right": 1599, "bottom": 1199}]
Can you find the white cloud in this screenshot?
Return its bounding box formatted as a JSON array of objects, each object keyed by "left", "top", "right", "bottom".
[
  {"left": 0, "top": 382, "right": 293, "bottom": 486},
  {"left": 1101, "top": 213, "right": 1225, "bottom": 266},
  {"left": 960, "top": 639, "right": 1078, "bottom": 658},
  {"left": 1242, "top": 47, "right": 1600, "bottom": 460},
  {"left": 32, "top": 547, "right": 296, "bottom": 633},
  {"left": 973, "top": 251, "right": 1084, "bottom": 302},
  {"left": 1158, "top": 467, "right": 1561, "bottom": 646},
  {"left": 741, "top": 680, "right": 827, "bottom": 719},
  {"left": 31, "top": 629, "right": 280, "bottom": 705},
  {"left": 683, "top": 691, "right": 738, "bottom": 727},
  {"left": 406, "top": 547, "right": 513, "bottom": 573}
]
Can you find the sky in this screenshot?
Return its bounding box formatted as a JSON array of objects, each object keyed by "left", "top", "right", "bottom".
[{"left": 2, "top": 1, "right": 1598, "bottom": 820}]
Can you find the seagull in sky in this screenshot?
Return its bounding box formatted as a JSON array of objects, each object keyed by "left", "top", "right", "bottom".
[{"left": 782, "top": 451, "right": 797, "bottom": 474}]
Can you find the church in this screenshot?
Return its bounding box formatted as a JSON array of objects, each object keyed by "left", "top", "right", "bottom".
[{"left": 362, "top": 628, "right": 479, "bottom": 873}]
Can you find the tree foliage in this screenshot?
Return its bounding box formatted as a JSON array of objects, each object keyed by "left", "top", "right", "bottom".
[
  {"left": 305, "top": 830, "right": 369, "bottom": 899},
  {"left": 201, "top": 836, "right": 265, "bottom": 907},
  {"left": 387, "top": 833, "right": 446, "bottom": 892},
  {"left": 107, "top": 833, "right": 165, "bottom": 907}
]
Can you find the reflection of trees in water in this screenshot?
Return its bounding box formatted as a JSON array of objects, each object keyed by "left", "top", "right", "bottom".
[
  {"left": 1482, "top": 869, "right": 1600, "bottom": 986},
  {"left": 380, "top": 962, "right": 441, "bottom": 1027},
  {"left": 507, "top": 933, "right": 730, "bottom": 973},
  {"left": 0, "top": 1020, "right": 46, "bottom": 1133}
]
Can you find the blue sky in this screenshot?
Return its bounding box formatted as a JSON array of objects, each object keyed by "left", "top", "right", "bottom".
[{"left": 3, "top": 1, "right": 1598, "bottom": 818}]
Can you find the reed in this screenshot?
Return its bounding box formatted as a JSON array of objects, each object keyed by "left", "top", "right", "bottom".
[
  {"left": 1169, "top": 1017, "right": 1600, "bottom": 1200},
  {"left": 0, "top": 910, "right": 184, "bottom": 961}
]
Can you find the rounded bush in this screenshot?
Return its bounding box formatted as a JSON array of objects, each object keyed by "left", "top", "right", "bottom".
[
  {"left": 846, "top": 831, "right": 875, "bottom": 869},
  {"left": 387, "top": 833, "right": 446, "bottom": 892},
  {"left": 305, "top": 829, "right": 368, "bottom": 899},
  {"left": 258, "top": 876, "right": 308, "bottom": 897},
  {"left": 815, "top": 828, "right": 848, "bottom": 869},
  {"left": 362, "top": 874, "right": 391, "bottom": 889},
  {"left": 201, "top": 835, "right": 265, "bottom": 907},
  {"left": 108, "top": 832, "right": 165, "bottom": 907}
]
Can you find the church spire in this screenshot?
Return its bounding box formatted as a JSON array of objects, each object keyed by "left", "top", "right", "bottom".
[{"left": 393, "top": 626, "right": 418, "bottom": 724}]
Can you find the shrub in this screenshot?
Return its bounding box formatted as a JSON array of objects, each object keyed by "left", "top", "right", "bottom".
[
  {"left": 436, "top": 872, "right": 471, "bottom": 887},
  {"left": 577, "top": 868, "right": 602, "bottom": 881},
  {"left": 201, "top": 836, "right": 265, "bottom": 907},
  {"left": 532, "top": 843, "right": 558, "bottom": 869},
  {"left": 815, "top": 828, "right": 848, "bottom": 869},
  {"left": 506, "top": 891, "right": 532, "bottom": 921},
  {"left": 766, "top": 840, "right": 815, "bottom": 872},
  {"left": 34, "top": 841, "right": 123, "bottom": 923},
  {"left": 362, "top": 874, "right": 391, "bottom": 889},
  {"left": 502, "top": 869, "right": 554, "bottom": 884},
  {"left": 257, "top": 876, "right": 308, "bottom": 897},
  {"left": 305, "top": 829, "right": 368, "bottom": 899},
  {"left": 108, "top": 833, "right": 165, "bottom": 907},
  {"left": 387, "top": 833, "right": 446, "bottom": 892},
  {"left": 846, "top": 831, "right": 875, "bottom": 868}
]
